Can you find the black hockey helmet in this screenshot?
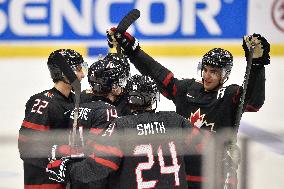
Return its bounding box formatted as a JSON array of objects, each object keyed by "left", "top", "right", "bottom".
[
  {"left": 88, "top": 53, "right": 130, "bottom": 93},
  {"left": 199, "top": 48, "right": 233, "bottom": 78},
  {"left": 126, "top": 74, "right": 158, "bottom": 108},
  {"left": 47, "top": 49, "right": 87, "bottom": 82}
]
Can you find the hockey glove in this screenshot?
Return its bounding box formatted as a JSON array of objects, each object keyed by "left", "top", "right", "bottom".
[
  {"left": 46, "top": 157, "right": 71, "bottom": 183},
  {"left": 106, "top": 28, "right": 140, "bottom": 55},
  {"left": 242, "top": 33, "right": 270, "bottom": 67},
  {"left": 106, "top": 27, "right": 118, "bottom": 48}
]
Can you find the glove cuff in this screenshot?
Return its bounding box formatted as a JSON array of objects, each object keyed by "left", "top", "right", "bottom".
[
  {"left": 251, "top": 55, "right": 270, "bottom": 67},
  {"left": 243, "top": 33, "right": 270, "bottom": 67},
  {"left": 122, "top": 37, "right": 140, "bottom": 55},
  {"left": 127, "top": 42, "right": 141, "bottom": 55}
]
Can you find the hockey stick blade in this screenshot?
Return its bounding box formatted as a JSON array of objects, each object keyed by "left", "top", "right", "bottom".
[
  {"left": 116, "top": 9, "right": 140, "bottom": 33},
  {"left": 115, "top": 9, "right": 140, "bottom": 54},
  {"left": 53, "top": 54, "right": 81, "bottom": 103},
  {"left": 54, "top": 54, "right": 77, "bottom": 84}
]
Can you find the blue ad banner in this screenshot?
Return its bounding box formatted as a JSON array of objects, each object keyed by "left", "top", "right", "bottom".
[{"left": 0, "top": 0, "right": 248, "bottom": 41}]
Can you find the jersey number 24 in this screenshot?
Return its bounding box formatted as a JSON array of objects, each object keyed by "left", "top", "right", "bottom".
[{"left": 134, "top": 141, "right": 181, "bottom": 189}]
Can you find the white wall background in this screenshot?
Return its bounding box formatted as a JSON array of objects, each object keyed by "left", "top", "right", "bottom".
[{"left": 249, "top": 0, "right": 284, "bottom": 43}]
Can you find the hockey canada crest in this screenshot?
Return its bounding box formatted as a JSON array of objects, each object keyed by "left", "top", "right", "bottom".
[{"left": 189, "top": 108, "right": 215, "bottom": 132}]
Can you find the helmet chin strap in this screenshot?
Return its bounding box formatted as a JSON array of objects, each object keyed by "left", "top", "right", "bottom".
[
  {"left": 215, "top": 76, "right": 229, "bottom": 91},
  {"left": 62, "top": 78, "right": 71, "bottom": 85},
  {"left": 60, "top": 75, "right": 72, "bottom": 85}
]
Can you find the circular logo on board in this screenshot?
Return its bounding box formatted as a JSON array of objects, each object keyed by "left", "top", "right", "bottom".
[{"left": 272, "top": 0, "right": 284, "bottom": 32}]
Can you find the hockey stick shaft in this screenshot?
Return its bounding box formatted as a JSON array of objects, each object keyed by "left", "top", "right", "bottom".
[
  {"left": 223, "top": 48, "right": 254, "bottom": 189},
  {"left": 71, "top": 80, "right": 81, "bottom": 148},
  {"left": 234, "top": 47, "right": 255, "bottom": 132},
  {"left": 53, "top": 54, "right": 82, "bottom": 148}
]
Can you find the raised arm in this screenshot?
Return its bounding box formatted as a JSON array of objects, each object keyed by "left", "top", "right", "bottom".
[
  {"left": 241, "top": 33, "right": 270, "bottom": 112},
  {"left": 107, "top": 28, "right": 182, "bottom": 101}
]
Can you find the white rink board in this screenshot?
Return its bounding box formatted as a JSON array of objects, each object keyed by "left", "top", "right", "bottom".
[{"left": 0, "top": 56, "right": 283, "bottom": 189}]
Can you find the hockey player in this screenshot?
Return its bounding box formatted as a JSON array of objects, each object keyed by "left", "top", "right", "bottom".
[
  {"left": 18, "top": 49, "right": 87, "bottom": 189},
  {"left": 65, "top": 53, "right": 130, "bottom": 188},
  {"left": 80, "top": 53, "right": 130, "bottom": 130},
  {"left": 107, "top": 29, "right": 270, "bottom": 189},
  {"left": 46, "top": 74, "right": 211, "bottom": 189},
  {"left": 80, "top": 53, "right": 131, "bottom": 116}
]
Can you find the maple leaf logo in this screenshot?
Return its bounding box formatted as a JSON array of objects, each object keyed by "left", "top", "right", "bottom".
[
  {"left": 44, "top": 92, "right": 54, "bottom": 98},
  {"left": 189, "top": 108, "right": 215, "bottom": 132}
]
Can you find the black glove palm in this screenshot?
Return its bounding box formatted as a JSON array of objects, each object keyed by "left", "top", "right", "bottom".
[
  {"left": 242, "top": 33, "right": 270, "bottom": 67},
  {"left": 46, "top": 157, "right": 71, "bottom": 183},
  {"left": 45, "top": 144, "right": 84, "bottom": 183},
  {"left": 106, "top": 28, "right": 140, "bottom": 55}
]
